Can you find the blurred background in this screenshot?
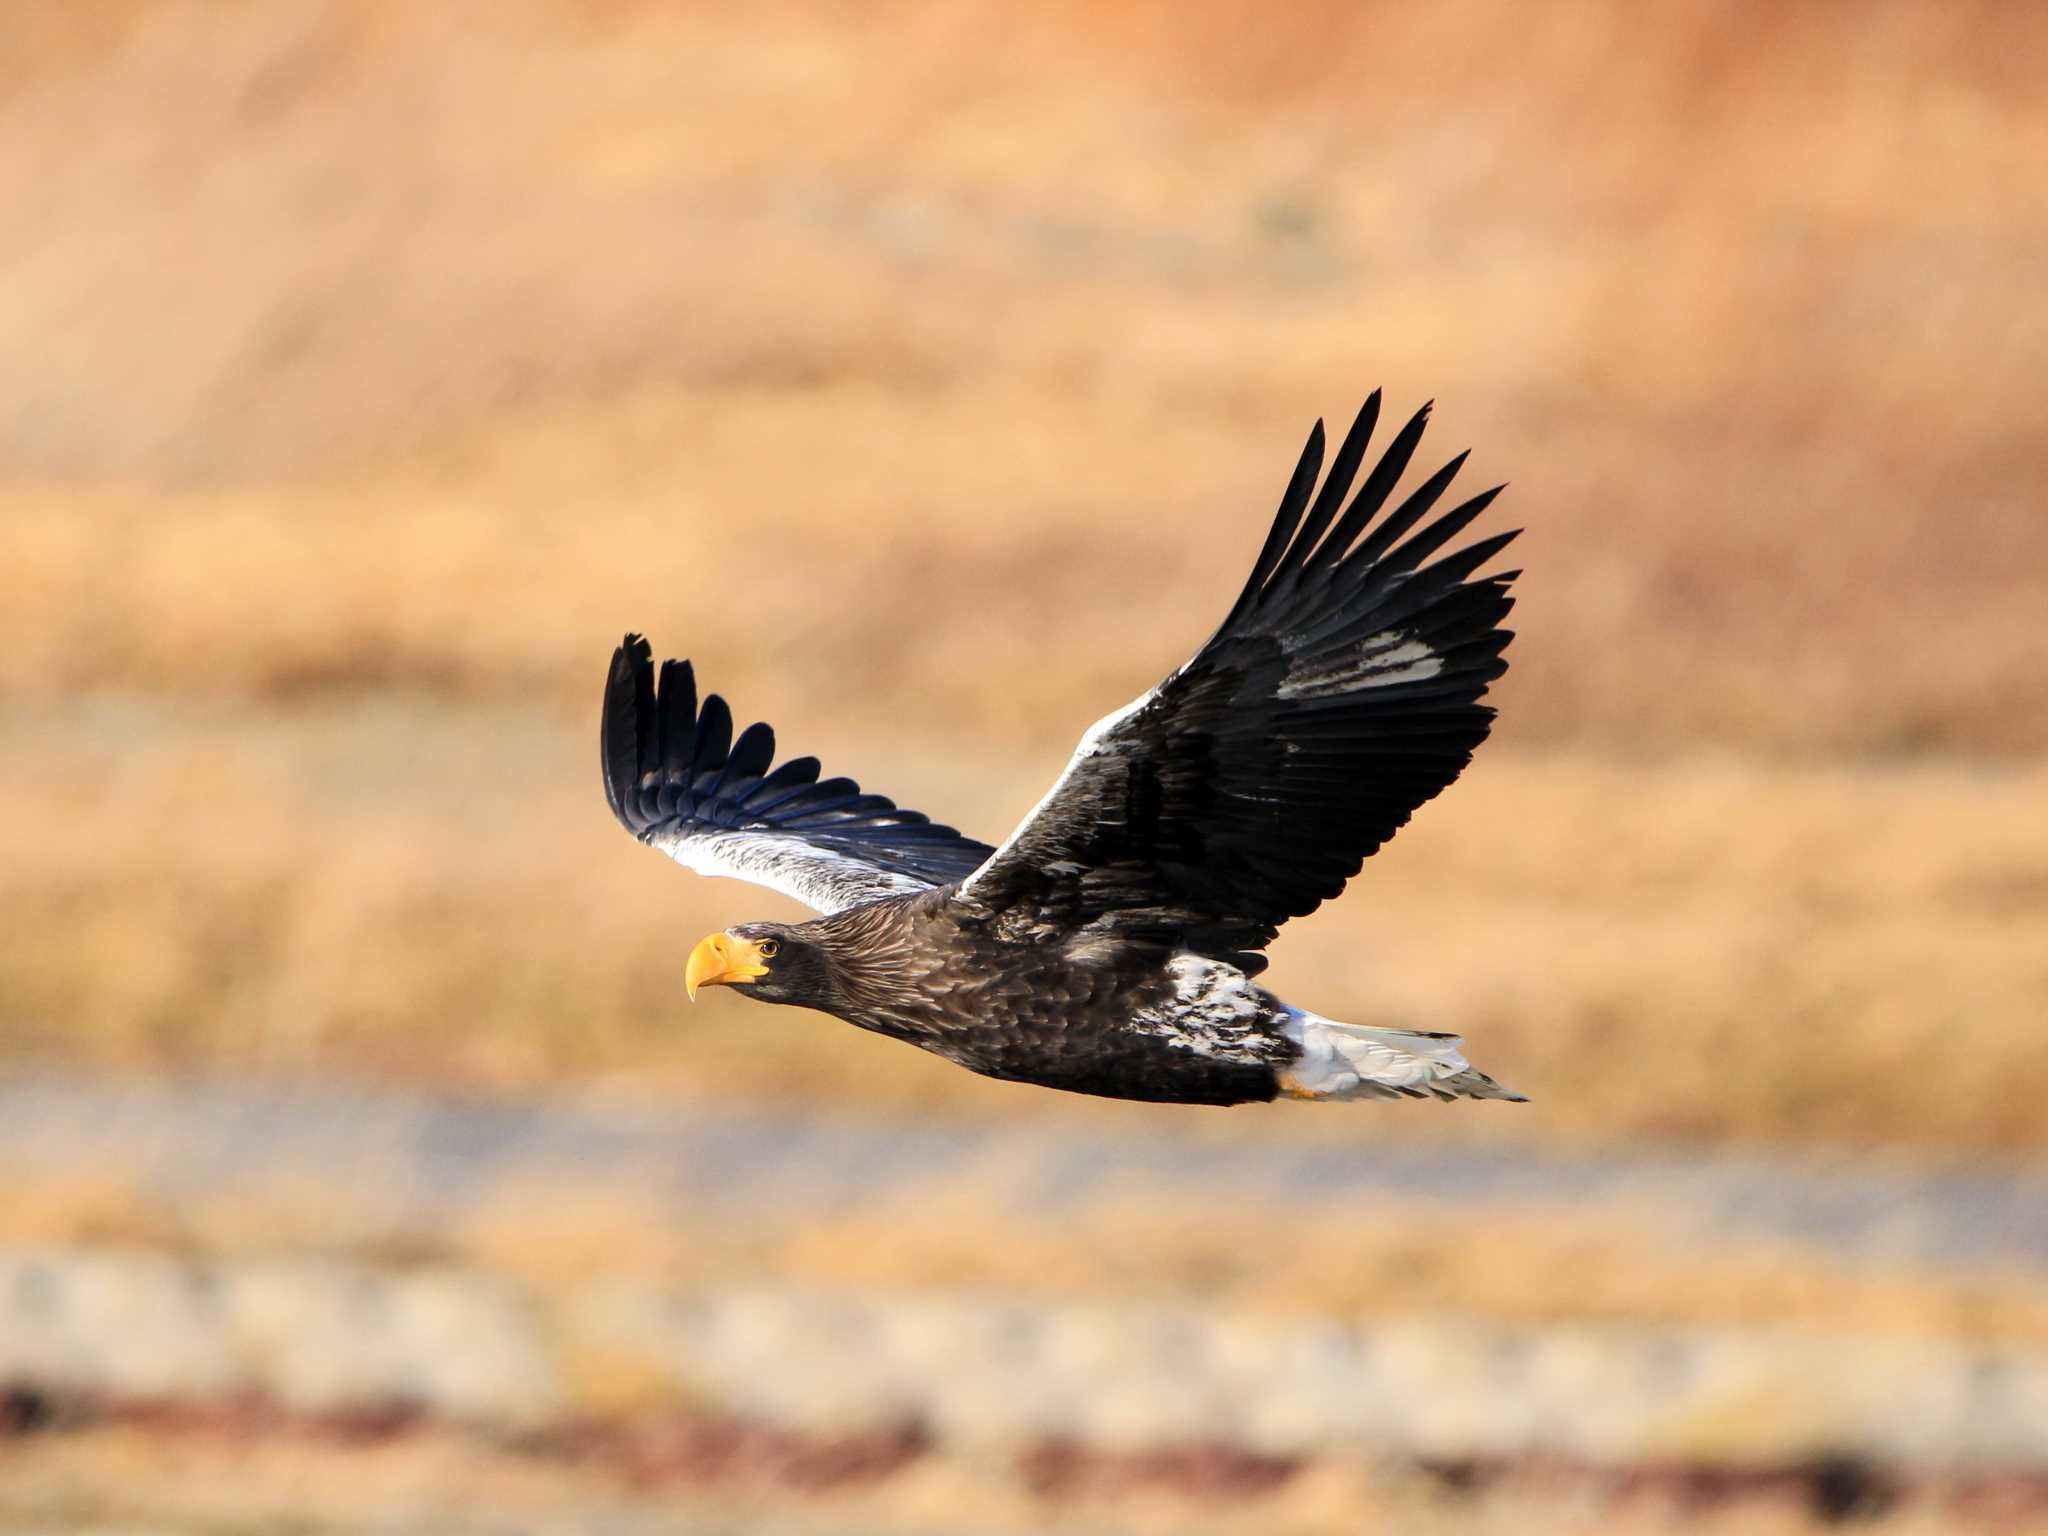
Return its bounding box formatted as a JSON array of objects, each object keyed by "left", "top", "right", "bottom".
[{"left": 2, "top": 1, "right": 2046, "bottom": 1531}]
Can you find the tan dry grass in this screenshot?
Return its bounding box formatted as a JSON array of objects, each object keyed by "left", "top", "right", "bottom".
[
  {"left": 6, "top": 372, "right": 2045, "bottom": 762},
  {"left": 473, "top": 1192, "right": 2048, "bottom": 1352},
  {"left": 3, "top": 702, "right": 2044, "bottom": 1155},
  {"left": 11, "top": 1158, "right": 2046, "bottom": 1350},
  {"left": 1, "top": 0, "right": 2045, "bottom": 753},
  {"left": 2, "top": 0, "right": 2046, "bottom": 1160}
]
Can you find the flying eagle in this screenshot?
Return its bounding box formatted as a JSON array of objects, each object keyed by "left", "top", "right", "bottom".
[{"left": 602, "top": 394, "right": 1523, "bottom": 1106}]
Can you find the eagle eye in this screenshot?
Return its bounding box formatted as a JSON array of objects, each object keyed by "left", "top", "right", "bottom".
[{"left": 756, "top": 939, "right": 779, "bottom": 958}]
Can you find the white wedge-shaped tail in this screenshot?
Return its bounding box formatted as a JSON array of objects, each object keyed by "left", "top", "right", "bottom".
[{"left": 1277, "top": 1011, "right": 1526, "bottom": 1103}]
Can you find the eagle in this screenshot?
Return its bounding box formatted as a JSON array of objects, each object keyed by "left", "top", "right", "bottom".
[{"left": 602, "top": 394, "right": 1524, "bottom": 1107}]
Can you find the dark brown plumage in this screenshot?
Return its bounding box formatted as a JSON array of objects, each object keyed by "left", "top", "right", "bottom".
[{"left": 604, "top": 395, "right": 1525, "bottom": 1107}]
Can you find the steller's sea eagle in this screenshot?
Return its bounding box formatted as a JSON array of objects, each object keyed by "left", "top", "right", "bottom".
[{"left": 602, "top": 394, "right": 1523, "bottom": 1106}]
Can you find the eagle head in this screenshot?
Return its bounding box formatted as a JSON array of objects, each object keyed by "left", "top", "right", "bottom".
[{"left": 685, "top": 922, "right": 830, "bottom": 1008}]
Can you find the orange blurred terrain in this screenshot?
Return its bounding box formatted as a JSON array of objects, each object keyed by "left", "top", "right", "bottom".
[{"left": 2, "top": 0, "right": 2045, "bottom": 1153}]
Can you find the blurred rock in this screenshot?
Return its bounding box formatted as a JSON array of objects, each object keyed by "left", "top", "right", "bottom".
[{"left": 2, "top": 1254, "right": 2045, "bottom": 1467}]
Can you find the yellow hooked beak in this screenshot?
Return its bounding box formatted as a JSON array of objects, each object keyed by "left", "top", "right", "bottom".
[{"left": 685, "top": 932, "right": 772, "bottom": 1001}]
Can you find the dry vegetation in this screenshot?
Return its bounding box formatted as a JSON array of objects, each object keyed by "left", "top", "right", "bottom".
[
  {"left": 5, "top": 707, "right": 2046, "bottom": 1154},
  {"left": 5, "top": 1426, "right": 2024, "bottom": 1536},
  {"left": 2, "top": 0, "right": 2045, "bottom": 1155},
  {"left": 2, "top": 12, "right": 2046, "bottom": 1528},
  {"left": 11, "top": 1158, "right": 2048, "bottom": 1351}
]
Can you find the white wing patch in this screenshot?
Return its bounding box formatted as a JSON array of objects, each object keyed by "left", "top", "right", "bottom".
[{"left": 650, "top": 827, "right": 933, "bottom": 915}]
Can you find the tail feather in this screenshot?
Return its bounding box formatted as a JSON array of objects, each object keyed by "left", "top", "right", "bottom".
[{"left": 1277, "top": 1012, "right": 1526, "bottom": 1104}]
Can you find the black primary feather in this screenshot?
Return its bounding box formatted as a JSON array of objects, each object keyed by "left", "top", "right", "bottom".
[
  {"left": 962, "top": 396, "right": 1520, "bottom": 967},
  {"left": 602, "top": 637, "right": 995, "bottom": 888}
]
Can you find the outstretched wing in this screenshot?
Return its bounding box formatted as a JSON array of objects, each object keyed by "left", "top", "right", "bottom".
[
  {"left": 958, "top": 395, "right": 1518, "bottom": 969},
  {"left": 603, "top": 637, "right": 995, "bottom": 914}
]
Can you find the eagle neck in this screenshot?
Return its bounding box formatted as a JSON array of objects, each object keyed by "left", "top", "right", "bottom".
[{"left": 803, "top": 896, "right": 937, "bottom": 1039}]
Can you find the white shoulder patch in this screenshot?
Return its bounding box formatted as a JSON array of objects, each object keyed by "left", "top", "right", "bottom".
[{"left": 957, "top": 684, "right": 1161, "bottom": 898}]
